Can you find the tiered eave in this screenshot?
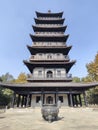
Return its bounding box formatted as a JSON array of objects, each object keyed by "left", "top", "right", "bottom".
[
  {"left": 27, "top": 45, "right": 72, "bottom": 55},
  {"left": 30, "top": 34, "right": 69, "bottom": 42},
  {"left": 32, "top": 25, "right": 67, "bottom": 32}
]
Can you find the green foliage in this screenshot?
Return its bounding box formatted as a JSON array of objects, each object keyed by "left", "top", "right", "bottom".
[
  {"left": 81, "top": 76, "right": 93, "bottom": 83},
  {"left": 15, "top": 72, "right": 27, "bottom": 83},
  {"left": 0, "top": 72, "right": 14, "bottom": 106},
  {"left": 86, "top": 53, "right": 98, "bottom": 81},
  {"left": 1, "top": 72, "right": 15, "bottom": 83},
  {"left": 0, "top": 72, "right": 28, "bottom": 106},
  {"left": 0, "top": 77, "right": 2, "bottom": 82},
  {"left": 0, "top": 86, "right": 13, "bottom": 106},
  {"left": 85, "top": 53, "right": 98, "bottom": 104},
  {"left": 73, "top": 77, "right": 81, "bottom": 83}
]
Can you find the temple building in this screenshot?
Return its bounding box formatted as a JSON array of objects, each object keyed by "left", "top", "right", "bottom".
[{"left": 0, "top": 11, "right": 98, "bottom": 108}]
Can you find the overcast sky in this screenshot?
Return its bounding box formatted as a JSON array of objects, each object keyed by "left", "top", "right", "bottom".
[{"left": 0, "top": 0, "right": 98, "bottom": 78}]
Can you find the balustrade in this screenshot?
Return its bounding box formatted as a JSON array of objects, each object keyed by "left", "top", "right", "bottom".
[
  {"left": 27, "top": 74, "right": 72, "bottom": 81},
  {"left": 36, "top": 24, "right": 63, "bottom": 27},
  {"left": 38, "top": 17, "right": 62, "bottom": 20},
  {"left": 30, "top": 55, "right": 69, "bottom": 61},
  {"left": 35, "top": 32, "right": 64, "bottom": 35},
  {"left": 33, "top": 42, "right": 65, "bottom": 46}
]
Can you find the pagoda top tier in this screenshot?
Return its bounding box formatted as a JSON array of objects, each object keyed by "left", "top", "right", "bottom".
[{"left": 36, "top": 11, "right": 63, "bottom": 18}]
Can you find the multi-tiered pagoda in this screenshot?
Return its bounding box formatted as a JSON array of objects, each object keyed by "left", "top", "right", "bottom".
[
  {"left": 0, "top": 11, "right": 98, "bottom": 108},
  {"left": 24, "top": 11, "right": 75, "bottom": 83}
]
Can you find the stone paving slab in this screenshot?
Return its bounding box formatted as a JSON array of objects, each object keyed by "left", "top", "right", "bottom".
[{"left": 0, "top": 107, "right": 98, "bottom": 130}]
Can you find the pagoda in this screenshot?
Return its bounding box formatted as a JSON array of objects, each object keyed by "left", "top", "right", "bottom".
[
  {"left": 24, "top": 11, "right": 75, "bottom": 83},
  {"left": 0, "top": 11, "right": 98, "bottom": 108}
]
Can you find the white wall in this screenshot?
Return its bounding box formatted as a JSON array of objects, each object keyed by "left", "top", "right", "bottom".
[
  {"left": 31, "top": 94, "right": 68, "bottom": 107},
  {"left": 33, "top": 68, "right": 66, "bottom": 78},
  {"left": 58, "top": 94, "right": 68, "bottom": 106},
  {"left": 31, "top": 94, "right": 41, "bottom": 107}
]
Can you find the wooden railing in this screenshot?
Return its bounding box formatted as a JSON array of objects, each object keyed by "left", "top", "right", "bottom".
[
  {"left": 30, "top": 55, "right": 69, "bottom": 61},
  {"left": 27, "top": 74, "right": 72, "bottom": 81}
]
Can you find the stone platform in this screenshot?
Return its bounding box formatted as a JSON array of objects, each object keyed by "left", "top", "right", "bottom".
[{"left": 0, "top": 107, "right": 98, "bottom": 130}]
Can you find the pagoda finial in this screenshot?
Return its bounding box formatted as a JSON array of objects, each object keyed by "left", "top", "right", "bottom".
[{"left": 48, "top": 10, "right": 51, "bottom": 13}]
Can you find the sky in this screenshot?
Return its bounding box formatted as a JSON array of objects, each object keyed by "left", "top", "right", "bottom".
[{"left": 0, "top": 0, "right": 98, "bottom": 78}]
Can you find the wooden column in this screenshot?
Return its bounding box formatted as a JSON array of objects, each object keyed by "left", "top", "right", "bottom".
[
  {"left": 83, "top": 92, "right": 88, "bottom": 107},
  {"left": 29, "top": 94, "right": 32, "bottom": 107},
  {"left": 43, "top": 93, "right": 45, "bottom": 104},
  {"left": 17, "top": 94, "right": 21, "bottom": 107},
  {"left": 56, "top": 89, "right": 58, "bottom": 105},
  {"left": 79, "top": 94, "right": 82, "bottom": 106},
  {"left": 75, "top": 95, "right": 78, "bottom": 107},
  {"left": 67, "top": 94, "right": 70, "bottom": 106},
  {"left": 55, "top": 93, "right": 56, "bottom": 104},
  {"left": 41, "top": 92, "right": 43, "bottom": 106},
  {"left": 41, "top": 88, "right": 44, "bottom": 106},
  {"left": 69, "top": 93, "right": 73, "bottom": 107},
  {"left": 24, "top": 95, "right": 27, "bottom": 107},
  {"left": 72, "top": 94, "right": 75, "bottom": 107},
  {"left": 21, "top": 95, "right": 24, "bottom": 107},
  {"left": 11, "top": 92, "right": 16, "bottom": 108},
  {"left": 26, "top": 94, "right": 29, "bottom": 107}
]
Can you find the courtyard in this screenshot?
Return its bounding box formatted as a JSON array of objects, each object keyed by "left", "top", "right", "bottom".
[{"left": 0, "top": 107, "right": 98, "bottom": 130}]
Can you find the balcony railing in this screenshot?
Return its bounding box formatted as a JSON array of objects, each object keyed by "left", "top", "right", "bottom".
[
  {"left": 27, "top": 74, "right": 72, "bottom": 81},
  {"left": 30, "top": 55, "right": 69, "bottom": 61},
  {"left": 36, "top": 24, "right": 63, "bottom": 27},
  {"left": 38, "top": 17, "right": 62, "bottom": 20},
  {"left": 33, "top": 42, "right": 65, "bottom": 46},
  {"left": 34, "top": 33, "right": 64, "bottom": 36}
]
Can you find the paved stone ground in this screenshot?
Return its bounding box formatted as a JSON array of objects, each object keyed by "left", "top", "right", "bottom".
[{"left": 0, "top": 107, "right": 98, "bottom": 130}]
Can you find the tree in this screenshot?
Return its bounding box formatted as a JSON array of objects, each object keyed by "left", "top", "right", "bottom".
[
  {"left": 81, "top": 76, "right": 93, "bottom": 83},
  {"left": 86, "top": 53, "right": 98, "bottom": 104},
  {"left": 15, "top": 72, "right": 27, "bottom": 83},
  {"left": 0, "top": 87, "right": 13, "bottom": 106},
  {"left": 86, "top": 53, "right": 98, "bottom": 81},
  {"left": 73, "top": 77, "right": 81, "bottom": 83},
  {"left": 0, "top": 77, "right": 2, "bottom": 82},
  {"left": 1, "top": 72, "right": 15, "bottom": 83},
  {"left": 0, "top": 73, "right": 14, "bottom": 106}
]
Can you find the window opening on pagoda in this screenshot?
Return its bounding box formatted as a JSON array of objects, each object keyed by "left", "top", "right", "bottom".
[
  {"left": 47, "top": 54, "right": 52, "bottom": 59},
  {"left": 39, "top": 53, "right": 42, "bottom": 56},
  {"left": 58, "top": 96, "right": 63, "bottom": 103},
  {"left": 36, "top": 96, "right": 41, "bottom": 103},
  {"left": 57, "top": 53, "right": 60, "bottom": 56},
  {"left": 47, "top": 71, "right": 53, "bottom": 78},
  {"left": 31, "top": 55, "right": 34, "bottom": 59}
]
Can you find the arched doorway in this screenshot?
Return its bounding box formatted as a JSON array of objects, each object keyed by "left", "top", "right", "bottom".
[
  {"left": 47, "top": 71, "right": 53, "bottom": 78},
  {"left": 46, "top": 96, "right": 53, "bottom": 104}
]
